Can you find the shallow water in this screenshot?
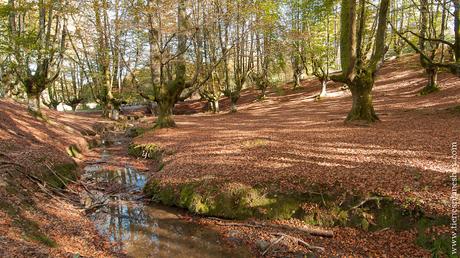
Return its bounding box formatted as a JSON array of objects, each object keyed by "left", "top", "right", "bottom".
[{"left": 85, "top": 165, "right": 250, "bottom": 258}]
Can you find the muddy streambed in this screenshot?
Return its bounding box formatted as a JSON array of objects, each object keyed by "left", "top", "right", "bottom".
[{"left": 83, "top": 142, "right": 251, "bottom": 258}]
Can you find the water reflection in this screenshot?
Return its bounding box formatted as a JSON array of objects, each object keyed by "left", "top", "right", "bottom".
[
  {"left": 86, "top": 167, "right": 250, "bottom": 258},
  {"left": 88, "top": 167, "right": 146, "bottom": 191}
]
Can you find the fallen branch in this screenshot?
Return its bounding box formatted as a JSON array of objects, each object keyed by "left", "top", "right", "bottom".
[
  {"left": 262, "top": 234, "right": 285, "bottom": 256},
  {"left": 351, "top": 196, "right": 384, "bottom": 210},
  {"left": 45, "top": 164, "right": 69, "bottom": 188},
  {"left": 207, "top": 217, "right": 334, "bottom": 238},
  {"left": 84, "top": 202, "right": 107, "bottom": 214},
  {"left": 273, "top": 233, "right": 325, "bottom": 253}
]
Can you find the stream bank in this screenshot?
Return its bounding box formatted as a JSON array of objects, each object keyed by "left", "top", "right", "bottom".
[{"left": 82, "top": 129, "right": 252, "bottom": 257}]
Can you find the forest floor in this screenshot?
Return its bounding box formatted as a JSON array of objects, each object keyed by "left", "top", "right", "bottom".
[
  {"left": 135, "top": 55, "right": 460, "bottom": 257},
  {"left": 0, "top": 54, "right": 459, "bottom": 257}
]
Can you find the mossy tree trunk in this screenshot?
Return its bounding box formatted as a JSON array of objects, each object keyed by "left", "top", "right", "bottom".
[
  {"left": 93, "top": 0, "right": 114, "bottom": 118},
  {"left": 26, "top": 91, "right": 42, "bottom": 116},
  {"left": 230, "top": 94, "right": 239, "bottom": 113},
  {"left": 156, "top": 95, "right": 176, "bottom": 128},
  {"left": 454, "top": 1, "right": 460, "bottom": 75},
  {"left": 8, "top": 0, "right": 65, "bottom": 117},
  {"left": 347, "top": 74, "right": 378, "bottom": 122},
  {"left": 293, "top": 70, "right": 301, "bottom": 89},
  {"left": 24, "top": 77, "right": 51, "bottom": 117},
  {"left": 332, "top": 0, "right": 389, "bottom": 123},
  {"left": 148, "top": 0, "right": 187, "bottom": 128},
  {"left": 421, "top": 66, "right": 439, "bottom": 94}
]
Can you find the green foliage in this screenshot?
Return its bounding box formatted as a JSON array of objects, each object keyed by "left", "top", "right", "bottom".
[{"left": 416, "top": 218, "right": 459, "bottom": 257}]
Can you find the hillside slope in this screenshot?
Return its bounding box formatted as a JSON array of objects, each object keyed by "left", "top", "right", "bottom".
[
  {"left": 0, "top": 101, "right": 116, "bottom": 257},
  {"left": 138, "top": 55, "right": 460, "bottom": 256}
]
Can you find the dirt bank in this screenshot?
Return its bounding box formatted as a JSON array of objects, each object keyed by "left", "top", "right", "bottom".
[{"left": 0, "top": 100, "right": 118, "bottom": 257}]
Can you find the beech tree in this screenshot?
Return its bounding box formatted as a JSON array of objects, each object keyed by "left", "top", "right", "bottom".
[
  {"left": 6, "top": 0, "right": 67, "bottom": 116},
  {"left": 392, "top": 0, "right": 459, "bottom": 95},
  {"left": 332, "top": 0, "right": 390, "bottom": 122},
  {"left": 304, "top": 0, "right": 338, "bottom": 98}
]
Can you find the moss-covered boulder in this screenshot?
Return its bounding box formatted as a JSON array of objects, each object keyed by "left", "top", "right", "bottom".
[
  {"left": 40, "top": 162, "right": 78, "bottom": 189},
  {"left": 145, "top": 180, "right": 309, "bottom": 220},
  {"left": 66, "top": 144, "right": 82, "bottom": 158},
  {"left": 128, "top": 143, "right": 162, "bottom": 162}
]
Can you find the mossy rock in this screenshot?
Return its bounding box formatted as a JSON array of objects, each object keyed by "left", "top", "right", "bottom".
[
  {"left": 144, "top": 179, "right": 452, "bottom": 256},
  {"left": 144, "top": 181, "right": 306, "bottom": 220},
  {"left": 66, "top": 144, "right": 82, "bottom": 158},
  {"left": 128, "top": 143, "right": 162, "bottom": 161},
  {"left": 87, "top": 138, "right": 102, "bottom": 149},
  {"left": 145, "top": 180, "right": 450, "bottom": 232},
  {"left": 41, "top": 163, "right": 78, "bottom": 189},
  {"left": 447, "top": 105, "right": 460, "bottom": 114}
]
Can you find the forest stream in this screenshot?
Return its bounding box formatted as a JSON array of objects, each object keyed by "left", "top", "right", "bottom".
[{"left": 81, "top": 135, "right": 251, "bottom": 258}]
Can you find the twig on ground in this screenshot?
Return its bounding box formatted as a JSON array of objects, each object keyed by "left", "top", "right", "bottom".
[
  {"left": 273, "top": 233, "right": 325, "bottom": 253},
  {"left": 262, "top": 234, "right": 285, "bottom": 256},
  {"left": 45, "top": 164, "right": 69, "bottom": 188},
  {"left": 351, "top": 196, "right": 384, "bottom": 210}
]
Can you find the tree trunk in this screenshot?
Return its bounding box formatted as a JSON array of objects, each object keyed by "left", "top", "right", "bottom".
[
  {"left": 212, "top": 100, "right": 220, "bottom": 113},
  {"left": 230, "top": 98, "right": 238, "bottom": 113},
  {"left": 111, "top": 109, "right": 120, "bottom": 121},
  {"left": 27, "top": 93, "right": 42, "bottom": 116},
  {"left": 294, "top": 72, "right": 301, "bottom": 89},
  {"left": 347, "top": 79, "right": 379, "bottom": 123},
  {"left": 156, "top": 99, "right": 176, "bottom": 128},
  {"left": 319, "top": 79, "right": 328, "bottom": 97},
  {"left": 260, "top": 87, "right": 267, "bottom": 99},
  {"left": 421, "top": 67, "right": 439, "bottom": 95},
  {"left": 394, "top": 45, "right": 402, "bottom": 58}
]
